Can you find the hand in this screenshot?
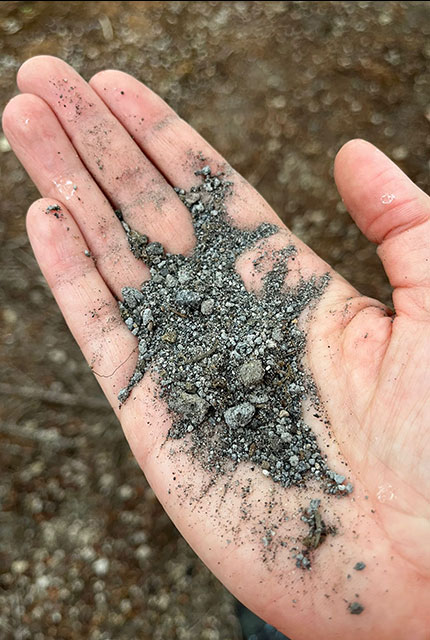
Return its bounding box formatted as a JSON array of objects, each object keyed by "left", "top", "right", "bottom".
[{"left": 3, "top": 56, "right": 429, "bottom": 640}]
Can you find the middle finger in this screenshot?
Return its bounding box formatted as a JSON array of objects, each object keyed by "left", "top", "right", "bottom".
[{"left": 17, "top": 55, "right": 195, "bottom": 254}]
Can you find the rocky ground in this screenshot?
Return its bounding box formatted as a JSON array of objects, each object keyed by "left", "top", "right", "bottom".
[{"left": 0, "top": 2, "right": 429, "bottom": 638}]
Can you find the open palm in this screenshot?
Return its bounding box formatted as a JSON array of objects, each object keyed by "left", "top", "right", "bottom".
[{"left": 3, "top": 57, "right": 430, "bottom": 640}]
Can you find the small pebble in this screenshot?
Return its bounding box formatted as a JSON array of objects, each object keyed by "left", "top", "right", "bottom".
[
  {"left": 11, "top": 560, "right": 29, "bottom": 574},
  {"left": 334, "top": 474, "right": 346, "bottom": 484},
  {"left": 239, "top": 359, "right": 264, "bottom": 387},
  {"left": 92, "top": 558, "right": 110, "bottom": 576},
  {"left": 0, "top": 134, "right": 11, "bottom": 152},
  {"left": 122, "top": 287, "right": 144, "bottom": 309},
  {"left": 162, "top": 331, "right": 177, "bottom": 343},
  {"left": 348, "top": 602, "right": 364, "bottom": 615},
  {"left": 224, "top": 402, "right": 256, "bottom": 428},
  {"left": 146, "top": 242, "right": 164, "bottom": 256},
  {"left": 170, "top": 391, "right": 210, "bottom": 424},
  {"left": 176, "top": 290, "right": 202, "bottom": 309},
  {"left": 165, "top": 274, "right": 177, "bottom": 288},
  {"left": 118, "top": 387, "right": 130, "bottom": 404},
  {"left": 201, "top": 298, "right": 215, "bottom": 315},
  {"left": 141, "top": 308, "right": 154, "bottom": 326}
]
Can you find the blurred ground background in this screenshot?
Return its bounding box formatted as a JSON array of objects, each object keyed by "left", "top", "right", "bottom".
[{"left": 0, "top": 1, "right": 429, "bottom": 639}]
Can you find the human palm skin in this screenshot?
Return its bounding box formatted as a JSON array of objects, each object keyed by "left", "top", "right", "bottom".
[{"left": 3, "top": 57, "right": 430, "bottom": 639}]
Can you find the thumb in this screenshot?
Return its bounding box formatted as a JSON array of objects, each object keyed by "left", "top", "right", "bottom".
[{"left": 334, "top": 139, "right": 430, "bottom": 319}]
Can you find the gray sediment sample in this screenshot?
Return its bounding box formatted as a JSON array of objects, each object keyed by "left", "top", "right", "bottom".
[{"left": 116, "top": 165, "right": 348, "bottom": 493}]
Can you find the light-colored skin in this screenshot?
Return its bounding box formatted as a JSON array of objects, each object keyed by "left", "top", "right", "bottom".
[{"left": 3, "top": 56, "right": 430, "bottom": 639}]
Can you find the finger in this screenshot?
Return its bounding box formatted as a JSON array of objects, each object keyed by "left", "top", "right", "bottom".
[
  {"left": 89, "top": 69, "right": 282, "bottom": 229},
  {"left": 335, "top": 139, "right": 430, "bottom": 318},
  {"left": 26, "top": 197, "right": 137, "bottom": 414},
  {"left": 17, "top": 55, "right": 194, "bottom": 253},
  {"left": 2, "top": 93, "right": 147, "bottom": 296}
]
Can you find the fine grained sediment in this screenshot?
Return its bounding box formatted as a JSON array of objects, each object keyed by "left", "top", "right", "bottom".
[{"left": 116, "top": 165, "right": 351, "bottom": 495}]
